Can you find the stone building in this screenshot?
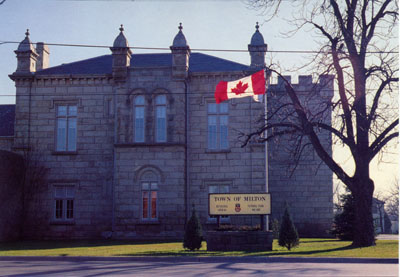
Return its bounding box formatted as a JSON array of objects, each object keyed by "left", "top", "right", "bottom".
[{"left": 2, "top": 24, "right": 333, "bottom": 239}]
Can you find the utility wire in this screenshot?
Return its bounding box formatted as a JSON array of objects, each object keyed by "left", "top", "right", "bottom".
[
  {"left": 0, "top": 41, "right": 398, "bottom": 54},
  {"left": 0, "top": 89, "right": 398, "bottom": 97}
]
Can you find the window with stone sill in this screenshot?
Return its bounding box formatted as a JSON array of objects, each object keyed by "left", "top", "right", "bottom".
[
  {"left": 155, "top": 95, "right": 167, "bottom": 142},
  {"left": 142, "top": 182, "right": 158, "bottom": 221},
  {"left": 207, "top": 102, "right": 229, "bottom": 150},
  {"left": 56, "top": 105, "right": 77, "bottom": 152},
  {"left": 53, "top": 185, "right": 75, "bottom": 222},
  {"left": 133, "top": 95, "right": 146, "bottom": 143}
]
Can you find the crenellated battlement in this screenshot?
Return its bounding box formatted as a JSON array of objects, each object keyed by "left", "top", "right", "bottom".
[
  {"left": 271, "top": 74, "right": 334, "bottom": 87},
  {"left": 269, "top": 74, "right": 334, "bottom": 99}
]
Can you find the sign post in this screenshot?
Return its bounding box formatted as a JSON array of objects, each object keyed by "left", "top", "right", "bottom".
[{"left": 207, "top": 193, "right": 273, "bottom": 252}]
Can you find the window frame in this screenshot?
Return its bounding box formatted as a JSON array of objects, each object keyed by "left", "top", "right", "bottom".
[
  {"left": 134, "top": 95, "right": 146, "bottom": 143},
  {"left": 55, "top": 104, "right": 77, "bottom": 152},
  {"left": 141, "top": 182, "right": 158, "bottom": 221},
  {"left": 207, "top": 102, "right": 229, "bottom": 150},
  {"left": 155, "top": 95, "right": 167, "bottom": 142},
  {"left": 53, "top": 184, "right": 75, "bottom": 222}
]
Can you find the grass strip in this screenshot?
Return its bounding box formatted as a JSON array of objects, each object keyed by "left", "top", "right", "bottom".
[{"left": 0, "top": 238, "right": 397, "bottom": 258}]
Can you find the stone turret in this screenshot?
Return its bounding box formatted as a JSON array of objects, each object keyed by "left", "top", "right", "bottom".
[
  {"left": 14, "top": 29, "right": 39, "bottom": 74},
  {"left": 170, "top": 23, "right": 190, "bottom": 80},
  {"left": 248, "top": 23, "right": 267, "bottom": 69},
  {"left": 110, "top": 25, "right": 132, "bottom": 82}
]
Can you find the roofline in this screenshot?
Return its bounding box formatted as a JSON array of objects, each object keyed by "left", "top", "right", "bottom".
[
  {"left": 34, "top": 74, "right": 113, "bottom": 79},
  {"left": 35, "top": 54, "right": 111, "bottom": 74},
  {"left": 189, "top": 71, "right": 249, "bottom": 76}
]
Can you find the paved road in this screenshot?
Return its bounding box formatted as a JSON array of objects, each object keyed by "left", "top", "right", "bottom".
[
  {"left": 377, "top": 234, "right": 399, "bottom": 240},
  {"left": 0, "top": 257, "right": 398, "bottom": 277}
]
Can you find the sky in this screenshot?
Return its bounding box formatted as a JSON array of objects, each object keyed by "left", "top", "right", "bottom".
[{"left": 0, "top": 0, "right": 398, "bottom": 197}]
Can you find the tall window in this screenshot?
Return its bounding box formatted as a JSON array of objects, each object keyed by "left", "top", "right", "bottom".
[
  {"left": 56, "top": 105, "right": 77, "bottom": 151},
  {"left": 54, "top": 185, "right": 75, "bottom": 221},
  {"left": 208, "top": 184, "right": 230, "bottom": 222},
  {"left": 208, "top": 102, "right": 229, "bottom": 150},
  {"left": 142, "top": 182, "right": 158, "bottom": 220},
  {"left": 155, "top": 95, "right": 167, "bottom": 142},
  {"left": 134, "top": 96, "right": 145, "bottom": 142}
]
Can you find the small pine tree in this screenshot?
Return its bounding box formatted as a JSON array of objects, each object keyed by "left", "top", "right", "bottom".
[
  {"left": 278, "top": 203, "right": 299, "bottom": 250},
  {"left": 183, "top": 205, "right": 203, "bottom": 251},
  {"left": 331, "top": 191, "right": 355, "bottom": 240}
]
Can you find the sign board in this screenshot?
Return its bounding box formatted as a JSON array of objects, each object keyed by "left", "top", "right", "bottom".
[{"left": 209, "top": 193, "right": 271, "bottom": 215}]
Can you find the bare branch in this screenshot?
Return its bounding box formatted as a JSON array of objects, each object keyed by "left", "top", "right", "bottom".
[
  {"left": 365, "top": 0, "right": 397, "bottom": 48},
  {"left": 369, "top": 119, "right": 399, "bottom": 160},
  {"left": 268, "top": 68, "right": 354, "bottom": 187},
  {"left": 311, "top": 122, "right": 352, "bottom": 147},
  {"left": 368, "top": 77, "right": 399, "bottom": 126},
  {"left": 240, "top": 122, "right": 301, "bottom": 147}
]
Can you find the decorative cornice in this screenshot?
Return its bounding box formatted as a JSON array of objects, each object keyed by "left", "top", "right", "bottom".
[
  {"left": 115, "top": 142, "right": 185, "bottom": 148},
  {"left": 8, "top": 73, "right": 35, "bottom": 81},
  {"left": 10, "top": 72, "right": 114, "bottom": 86}
]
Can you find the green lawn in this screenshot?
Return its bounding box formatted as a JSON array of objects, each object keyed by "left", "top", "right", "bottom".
[{"left": 0, "top": 239, "right": 397, "bottom": 258}]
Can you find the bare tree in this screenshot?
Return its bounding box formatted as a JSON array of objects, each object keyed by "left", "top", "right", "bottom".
[
  {"left": 0, "top": 0, "right": 6, "bottom": 5},
  {"left": 385, "top": 180, "right": 399, "bottom": 220},
  {"left": 245, "top": 0, "right": 398, "bottom": 247}
]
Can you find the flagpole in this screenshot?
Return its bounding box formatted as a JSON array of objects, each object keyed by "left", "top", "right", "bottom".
[{"left": 264, "top": 68, "right": 269, "bottom": 232}]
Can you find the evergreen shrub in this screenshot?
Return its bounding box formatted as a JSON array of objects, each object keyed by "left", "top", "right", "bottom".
[
  {"left": 278, "top": 203, "right": 299, "bottom": 250},
  {"left": 331, "top": 191, "right": 355, "bottom": 240},
  {"left": 183, "top": 205, "right": 203, "bottom": 251}
]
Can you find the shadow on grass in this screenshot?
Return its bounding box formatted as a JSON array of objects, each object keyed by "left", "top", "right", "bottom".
[
  {"left": 299, "top": 239, "right": 342, "bottom": 244},
  {"left": 264, "top": 245, "right": 357, "bottom": 257},
  {"left": 116, "top": 244, "right": 358, "bottom": 257},
  {"left": 0, "top": 239, "right": 181, "bottom": 251}
]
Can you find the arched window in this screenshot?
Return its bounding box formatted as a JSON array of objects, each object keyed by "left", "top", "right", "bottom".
[
  {"left": 138, "top": 169, "right": 160, "bottom": 221},
  {"left": 134, "top": 95, "right": 145, "bottom": 142},
  {"left": 155, "top": 95, "right": 167, "bottom": 142}
]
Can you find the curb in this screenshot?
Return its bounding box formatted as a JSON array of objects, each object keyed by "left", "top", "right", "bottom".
[{"left": 0, "top": 256, "right": 397, "bottom": 264}]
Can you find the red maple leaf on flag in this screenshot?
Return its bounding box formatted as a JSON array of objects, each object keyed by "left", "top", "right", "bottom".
[{"left": 231, "top": 81, "right": 248, "bottom": 95}]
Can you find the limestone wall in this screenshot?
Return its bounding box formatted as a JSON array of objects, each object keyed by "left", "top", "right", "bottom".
[
  {"left": 13, "top": 76, "right": 114, "bottom": 239},
  {"left": 9, "top": 66, "right": 334, "bottom": 239},
  {"left": 113, "top": 67, "right": 187, "bottom": 238},
  {"left": 0, "top": 151, "right": 24, "bottom": 241},
  {"left": 0, "top": 137, "right": 13, "bottom": 151},
  {"left": 188, "top": 72, "right": 266, "bottom": 229},
  {"left": 267, "top": 75, "right": 334, "bottom": 236}
]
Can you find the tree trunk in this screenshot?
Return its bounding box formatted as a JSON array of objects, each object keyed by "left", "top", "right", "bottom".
[{"left": 352, "top": 178, "right": 376, "bottom": 247}]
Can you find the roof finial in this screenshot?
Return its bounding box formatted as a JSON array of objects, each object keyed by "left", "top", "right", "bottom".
[
  {"left": 25, "top": 29, "right": 30, "bottom": 37},
  {"left": 255, "top": 22, "right": 259, "bottom": 31},
  {"left": 178, "top": 22, "right": 183, "bottom": 31},
  {"left": 119, "top": 24, "right": 124, "bottom": 32}
]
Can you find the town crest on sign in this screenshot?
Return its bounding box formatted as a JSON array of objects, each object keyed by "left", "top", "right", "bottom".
[{"left": 235, "top": 203, "right": 241, "bottom": 212}]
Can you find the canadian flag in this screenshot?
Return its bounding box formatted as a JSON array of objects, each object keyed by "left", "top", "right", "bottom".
[{"left": 214, "top": 70, "right": 266, "bottom": 104}]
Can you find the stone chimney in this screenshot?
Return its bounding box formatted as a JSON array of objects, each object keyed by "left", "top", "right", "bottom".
[{"left": 36, "top": 42, "right": 50, "bottom": 70}]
